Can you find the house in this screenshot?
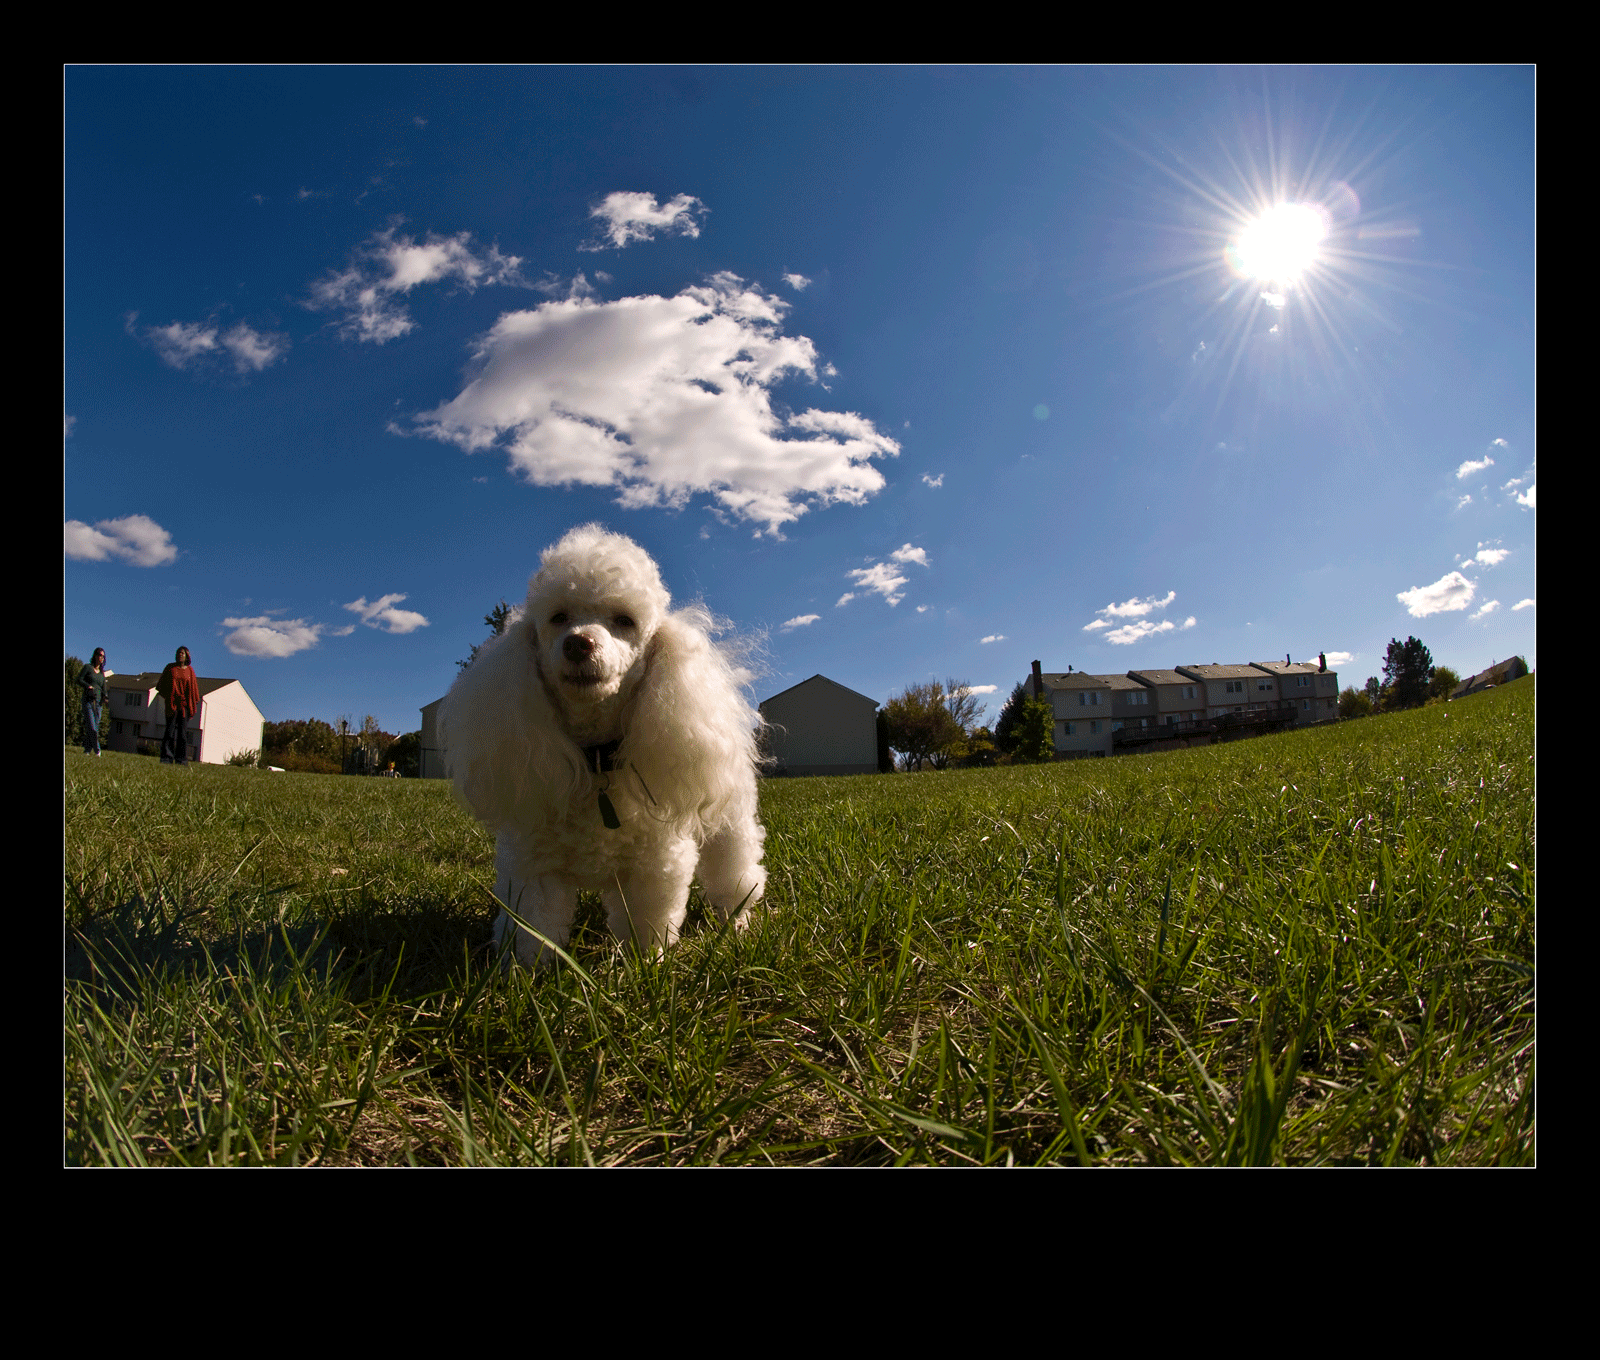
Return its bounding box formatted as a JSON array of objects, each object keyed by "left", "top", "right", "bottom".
[
  {"left": 419, "top": 696, "right": 448, "bottom": 778},
  {"left": 1025, "top": 653, "right": 1339, "bottom": 759},
  {"left": 1245, "top": 659, "right": 1340, "bottom": 723},
  {"left": 105, "top": 672, "right": 264, "bottom": 765},
  {"left": 1029, "top": 665, "right": 1115, "bottom": 758},
  {"left": 1451, "top": 656, "right": 1530, "bottom": 699},
  {"left": 759, "top": 675, "right": 884, "bottom": 776}
]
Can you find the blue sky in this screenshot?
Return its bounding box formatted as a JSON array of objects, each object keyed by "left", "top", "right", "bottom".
[{"left": 65, "top": 67, "right": 1535, "bottom": 734}]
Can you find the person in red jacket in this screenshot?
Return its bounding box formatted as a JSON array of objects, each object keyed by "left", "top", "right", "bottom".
[{"left": 158, "top": 646, "right": 200, "bottom": 765}]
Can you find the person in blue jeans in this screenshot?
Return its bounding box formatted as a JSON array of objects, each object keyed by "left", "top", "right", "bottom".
[
  {"left": 79, "top": 648, "right": 108, "bottom": 755},
  {"left": 158, "top": 646, "right": 200, "bottom": 765}
]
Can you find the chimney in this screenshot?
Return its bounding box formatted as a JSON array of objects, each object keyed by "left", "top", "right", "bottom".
[
  {"left": 1286, "top": 653, "right": 1291, "bottom": 665},
  {"left": 1319, "top": 651, "right": 1327, "bottom": 673},
  {"left": 1032, "top": 660, "right": 1044, "bottom": 698}
]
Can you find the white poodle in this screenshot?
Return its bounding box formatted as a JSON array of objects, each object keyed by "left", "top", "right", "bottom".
[{"left": 440, "top": 525, "right": 767, "bottom": 966}]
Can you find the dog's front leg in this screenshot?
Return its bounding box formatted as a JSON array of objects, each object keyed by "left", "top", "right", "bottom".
[
  {"left": 696, "top": 821, "right": 767, "bottom": 930},
  {"left": 604, "top": 838, "right": 699, "bottom": 955},
  {"left": 494, "top": 853, "right": 579, "bottom": 969}
]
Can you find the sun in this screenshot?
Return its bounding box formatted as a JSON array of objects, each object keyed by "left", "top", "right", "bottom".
[{"left": 1227, "top": 203, "right": 1329, "bottom": 286}]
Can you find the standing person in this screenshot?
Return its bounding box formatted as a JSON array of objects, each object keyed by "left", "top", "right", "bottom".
[
  {"left": 158, "top": 646, "right": 200, "bottom": 765},
  {"left": 78, "top": 648, "right": 108, "bottom": 755}
]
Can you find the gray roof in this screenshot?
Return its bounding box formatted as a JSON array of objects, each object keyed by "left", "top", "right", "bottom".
[
  {"left": 1249, "top": 661, "right": 1323, "bottom": 677},
  {"left": 1127, "top": 669, "right": 1195, "bottom": 686},
  {"left": 108, "top": 671, "right": 242, "bottom": 696},
  {"left": 1036, "top": 671, "right": 1110, "bottom": 691},
  {"left": 1177, "top": 664, "right": 1270, "bottom": 680},
  {"left": 760, "top": 673, "right": 879, "bottom": 710}
]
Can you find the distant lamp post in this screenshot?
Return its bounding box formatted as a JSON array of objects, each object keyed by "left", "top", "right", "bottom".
[{"left": 338, "top": 717, "right": 350, "bottom": 773}]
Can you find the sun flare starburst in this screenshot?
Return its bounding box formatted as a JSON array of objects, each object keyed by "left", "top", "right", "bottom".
[{"left": 1228, "top": 203, "right": 1330, "bottom": 286}]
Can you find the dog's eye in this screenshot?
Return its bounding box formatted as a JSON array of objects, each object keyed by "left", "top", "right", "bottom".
[
  {"left": 550, "top": 612, "right": 568, "bottom": 626},
  {"left": 613, "top": 614, "right": 635, "bottom": 630}
]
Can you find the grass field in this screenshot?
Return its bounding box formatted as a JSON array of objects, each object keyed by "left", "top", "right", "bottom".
[{"left": 65, "top": 677, "right": 1535, "bottom": 1165}]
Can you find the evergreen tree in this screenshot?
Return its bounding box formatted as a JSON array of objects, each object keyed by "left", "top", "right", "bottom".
[
  {"left": 1382, "top": 637, "right": 1435, "bottom": 710},
  {"left": 458, "top": 599, "right": 516, "bottom": 671},
  {"left": 993, "top": 682, "right": 1029, "bottom": 754},
  {"left": 1013, "top": 694, "right": 1055, "bottom": 763}
]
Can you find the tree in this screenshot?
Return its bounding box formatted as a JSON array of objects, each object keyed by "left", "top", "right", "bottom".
[
  {"left": 65, "top": 656, "right": 90, "bottom": 749},
  {"left": 1012, "top": 694, "right": 1055, "bottom": 763},
  {"left": 1339, "top": 686, "right": 1373, "bottom": 720},
  {"left": 1429, "top": 666, "right": 1461, "bottom": 702},
  {"left": 993, "top": 683, "right": 1029, "bottom": 754},
  {"left": 1382, "top": 637, "right": 1434, "bottom": 711},
  {"left": 882, "top": 682, "right": 965, "bottom": 771},
  {"left": 1364, "top": 676, "right": 1380, "bottom": 706},
  {"left": 458, "top": 599, "right": 516, "bottom": 672}
]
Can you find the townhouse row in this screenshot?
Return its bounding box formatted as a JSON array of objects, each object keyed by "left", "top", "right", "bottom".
[{"left": 1028, "top": 657, "right": 1340, "bottom": 758}]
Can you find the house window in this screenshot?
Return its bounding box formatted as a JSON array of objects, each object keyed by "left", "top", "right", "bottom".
[
  {"left": 1296, "top": 676, "right": 1310, "bottom": 687},
  {"left": 1090, "top": 720, "right": 1101, "bottom": 734},
  {"left": 1257, "top": 679, "right": 1273, "bottom": 691},
  {"left": 1182, "top": 685, "right": 1196, "bottom": 699},
  {"left": 1063, "top": 721, "right": 1076, "bottom": 736},
  {"left": 1225, "top": 680, "right": 1245, "bottom": 694},
  {"left": 1078, "top": 691, "right": 1103, "bottom": 707},
  {"left": 124, "top": 692, "right": 142, "bottom": 707}
]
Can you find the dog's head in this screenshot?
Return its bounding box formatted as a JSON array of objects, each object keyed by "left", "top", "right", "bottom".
[{"left": 524, "top": 524, "right": 671, "bottom": 711}]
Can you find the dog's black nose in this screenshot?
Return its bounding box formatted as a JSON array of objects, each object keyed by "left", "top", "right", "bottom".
[{"left": 563, "top": 633, "right": 596, "bottom": 662}]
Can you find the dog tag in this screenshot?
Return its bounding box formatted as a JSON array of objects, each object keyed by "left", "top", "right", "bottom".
[{"left": 598, "top": 789, "right": 621, "bottom": 829}]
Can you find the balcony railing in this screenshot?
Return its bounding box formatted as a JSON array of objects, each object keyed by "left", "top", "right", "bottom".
[{"left": 1112, "top": 703, "right": 1301, "bottom": 747}]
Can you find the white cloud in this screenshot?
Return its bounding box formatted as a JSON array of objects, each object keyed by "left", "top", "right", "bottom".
[
  {"left": 64, "top": 514, "right": 178, "bottom": 567},
  {"left": 1470, "top": 545, "right": 1510, "bottom": 567},
  {"left": 1260, "top": 291, "right": 1286, "bottom": 309},
  {"left": 219, "top": 616, "right": 326, "bottom": 658},
  {"left": 1104, "top": 618, "right": 1177, "bottom": 645},
  {"left": 1085, "top": 591, "right": 1186, "bottom": 642},
  {"left": 141, "top": 317, "right": 289, "bottom": 374},
  {"left": 1513, "top": 598, "right": 1535, "bottom": 611},
  {"left": 890, "top": 544, "right": 928, "bottom": 567},
  {"left": 781, "top": 614, "right": 820, "bottom": 631},
  {"left": 343, "top": 593, "right": 430, "bottom": 634},
  {"left": 1515, "top": 484, "right": 1536, "bottom": 509},
  {"left": 413, "top": 274, "right": 899, "bottom": 536},
  {"left": 846, "top": 562, "right": 910, "bottom": 606},
  {"left": 582, "top": 192, "right": 708, "bottom": 250},
  {"left": 1492, "top": 438, "right": 1508, "bottom": 447},
  {"left": 1096, "top": 590, "right": 1176, "bottom": 620},
  {"left": 1456, "top": 495, "right": 1472, "bottom": 510},
  {"left": 309, "top": 225, "right": 527, "bottom": 343},
  {"left": 64, "top": 413, "right": 77, "bottom": 440},
  {"left": 1470, "top": 599, "right": 1501, "bottom": 620},
  {"left": 968, "top": 685, "right": 999, "bottom": 694},
  {"left": 835, "top": 593, "right": 855, "bottom": 608},
  {"left": 1456, "top": 456, "right": 1495, "bottom": 479},
  {"left": 916, "top": 605, "right": 930, "bottom": 614},
  {"left": 1397, "top": 570, "right": 1475, "bottom": 618},
  {"left": 921, "top": 473, "right": 944, "bottom": 488},
  {"left": 782, "top": 273, "right": 811, "bottom": 291},
  {"left": 980, "top": 634, "right": 1005, "bottom": 644},
  {"left": 1317, "top": 651, "right": 1355, "bottom": 667}
]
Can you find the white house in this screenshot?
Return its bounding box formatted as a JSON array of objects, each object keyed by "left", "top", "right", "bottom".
[
  {"left": 105, "top": 672, "right": 265, "bottom": 765},
  {"left": 759, "top": 675, "right": 883, "bottom": 776}
]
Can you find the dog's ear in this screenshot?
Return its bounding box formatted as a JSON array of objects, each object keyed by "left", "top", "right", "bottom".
[
  {"left": 619, "top": 606, "right": 761, "bottom": 836},
  {"left": 440, "top": 617, "right": 582, "bottom": 826}
]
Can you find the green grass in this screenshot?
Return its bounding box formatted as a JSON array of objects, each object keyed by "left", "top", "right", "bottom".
[{"left": 64, "top": 677, "right": 1535, "bottom": 1165}]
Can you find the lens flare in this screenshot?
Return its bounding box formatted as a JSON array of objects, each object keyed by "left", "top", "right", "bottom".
[{"left": 1228, "top": 203, "right": 1329, "bottom": 285}]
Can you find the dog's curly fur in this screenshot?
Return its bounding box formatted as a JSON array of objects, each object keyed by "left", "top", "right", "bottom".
[{"left": 440, "top": 525, "right": 767, "bottom": 965}]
